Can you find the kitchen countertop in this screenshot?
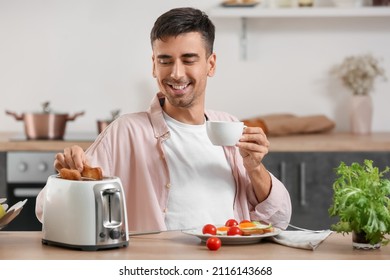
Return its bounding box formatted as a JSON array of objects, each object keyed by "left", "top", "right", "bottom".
[
  {"left": 0, "top": 231, "right": 389, "bottom": 260},
  {"left": 268, "top": 132, "right": 390, "bottom": 152},
  {"left": 1, "top": 132, "right": 390, "bottom": 152},
  {"left": 0, "top": 132, "right": 95, "bottom": 152}
]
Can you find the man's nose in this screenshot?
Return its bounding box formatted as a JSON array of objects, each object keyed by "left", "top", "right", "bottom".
[{"left": 170, "top": 61, "right": 185, "bottom": 79}]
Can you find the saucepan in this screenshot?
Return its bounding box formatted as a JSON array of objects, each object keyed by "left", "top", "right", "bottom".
[
  {"left": 97, "top": 109, "right": 120, "bottom": 134},
  {"left": 6, "top": 101, "right": 85, "bottom": 140}
]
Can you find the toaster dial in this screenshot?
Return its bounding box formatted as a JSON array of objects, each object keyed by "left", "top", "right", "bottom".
[{"left": 109, "top": 229, "right": 121, "bottom": 240}]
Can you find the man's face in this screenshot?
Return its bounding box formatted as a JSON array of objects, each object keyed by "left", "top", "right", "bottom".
[{"left": 152, "top": 32, "right": 216, "bottom": 110}]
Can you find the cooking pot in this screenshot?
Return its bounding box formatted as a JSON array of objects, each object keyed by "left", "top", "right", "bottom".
[
  {"left": 6, "top": 102, "right": 84, "bottom": 140},
  {"left": 97, "top": 109, "right": 120, "bottom": 134}
]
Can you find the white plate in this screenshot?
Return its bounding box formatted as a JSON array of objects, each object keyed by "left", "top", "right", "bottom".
[
  {"left": 183, "top": 227, "right": 281, "bottom": 245},
  {"left": 8, "top": 199, "right": 27, "bottom": 212},
  {"left": 0, "top": 199, "right": 27, "bottom": 230}
]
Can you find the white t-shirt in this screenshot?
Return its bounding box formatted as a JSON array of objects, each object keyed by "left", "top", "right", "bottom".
[{"left": 163, "top": 112, "right": 236, "bottom": 230}]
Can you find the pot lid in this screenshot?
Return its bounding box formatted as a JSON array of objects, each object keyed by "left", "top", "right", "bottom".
[{"left": 29, "top": 101, "right": 68, "bottom": 115}]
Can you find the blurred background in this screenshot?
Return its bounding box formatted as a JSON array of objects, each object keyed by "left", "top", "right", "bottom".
[{"left": 0, "top": 0, "right": 389, "bottom": 134}]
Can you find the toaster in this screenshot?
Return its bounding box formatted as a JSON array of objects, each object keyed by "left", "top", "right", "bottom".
[{"left": 41, "top": 175, "right": 129, "bottom": 251}]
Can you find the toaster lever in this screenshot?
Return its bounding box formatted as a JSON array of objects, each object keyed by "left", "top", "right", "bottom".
[{"left": 103, "top": 189, "right": 120, "bottom": 195}]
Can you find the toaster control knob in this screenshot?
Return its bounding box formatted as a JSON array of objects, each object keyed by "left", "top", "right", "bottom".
[
  {"left": 38, "top": 162, "right": 48, "bottom": 172},
  {"left": 109, "top": 229, "right": 121, "bottom": 240},
  {"left": 18, "top": 162, "right": 28, "bottom": 172}
]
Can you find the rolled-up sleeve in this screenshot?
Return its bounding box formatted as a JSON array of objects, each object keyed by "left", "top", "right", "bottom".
[{"left": 251, "top": 173, "right": 292, "bottom": 229}]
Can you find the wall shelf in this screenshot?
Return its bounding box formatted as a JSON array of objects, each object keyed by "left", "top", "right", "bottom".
[
  {"left": 209, "top": 6, "right": 390, "bottom": 18},
  {"left": 209, "top": 7, "right": 390, "bottom": 59}
]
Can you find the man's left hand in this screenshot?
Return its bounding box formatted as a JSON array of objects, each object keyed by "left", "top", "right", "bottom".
[{"left": 236, "top": 126, "right": 269, "bottom": 172}]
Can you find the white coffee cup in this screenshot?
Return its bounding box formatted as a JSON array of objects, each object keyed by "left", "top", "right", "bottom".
[{"left": 206, "top": 121, "right": 245, "bottom": 146}]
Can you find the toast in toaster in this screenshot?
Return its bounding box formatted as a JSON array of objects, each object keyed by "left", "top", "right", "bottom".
[
  {"left": 81, "top": 164, "right": 103, "bottom": 180},
  {"left": 59, "top": 168, "right": 82, "bottom": 181}
]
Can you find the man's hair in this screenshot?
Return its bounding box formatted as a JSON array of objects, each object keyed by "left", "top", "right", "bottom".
[{"left": 150, "top": 7, "right": 215, "bottom": 57}]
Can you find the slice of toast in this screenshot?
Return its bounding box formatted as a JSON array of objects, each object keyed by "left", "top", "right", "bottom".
[
  {"left": 81, "top": 164, "right": 103, "bottom": 180},
  {"left": 241, "top": 226, "right": 274, "bottom": 236},
  {"left": 59, "top": 168, "right": 81, "bottom": 181}
]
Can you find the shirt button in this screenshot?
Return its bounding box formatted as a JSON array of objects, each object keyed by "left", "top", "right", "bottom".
[
  {"left": 163, "top": 208, "right": 168, "bottom": 213},
  {"left": 165, "top": 183, "right": 171, "bottom": 189}
]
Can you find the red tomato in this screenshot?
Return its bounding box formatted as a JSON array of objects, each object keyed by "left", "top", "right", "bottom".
[
  {"left": 240, "top": 219, "right": 251, "bottom": 224},
  {"left": 225, "top": 219, "right": 238, "bottom": 227},
  {"left": 202, "top": 224, "right": 217, "bottom": 235},
  {"left": 227, "top": 226, "right": 243, "bottom": 236},
  {"left": 206, "top": 237, "right": 221, "bottom": 251}
]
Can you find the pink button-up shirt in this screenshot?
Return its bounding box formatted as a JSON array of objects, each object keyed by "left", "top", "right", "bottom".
[{"left": 36, "top": 94, "right": 291, "bottom": 231}]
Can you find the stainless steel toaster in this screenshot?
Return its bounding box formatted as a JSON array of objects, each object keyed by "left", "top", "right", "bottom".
[{"left": 41, "top": 175, "right": 129, "bottom": 251}]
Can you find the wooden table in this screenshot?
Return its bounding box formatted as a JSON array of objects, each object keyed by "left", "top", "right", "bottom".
[{"left": 1, "top": 231, "right": 389, "bottom": 260}]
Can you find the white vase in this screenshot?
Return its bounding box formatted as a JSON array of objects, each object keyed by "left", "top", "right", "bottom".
[{"left": 350, "top": 95, "right": 373, "bottom": 134}]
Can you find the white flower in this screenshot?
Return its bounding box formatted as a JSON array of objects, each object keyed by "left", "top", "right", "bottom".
[{"left": 331, "top": 54, "right": 387, "bottom": 96}]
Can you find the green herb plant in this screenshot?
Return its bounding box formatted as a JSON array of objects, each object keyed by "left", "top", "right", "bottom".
[{"left": 329, "top": 159, "right": 390, "bottom": 245}]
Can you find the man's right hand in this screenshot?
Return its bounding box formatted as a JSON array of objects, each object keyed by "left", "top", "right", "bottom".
[{"left": 54, "top": 145, "right": 88, "bottom": 172}]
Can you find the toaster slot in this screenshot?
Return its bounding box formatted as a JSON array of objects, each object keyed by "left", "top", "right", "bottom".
[{"left": 101, "top": 188, "right": 122, "bottom": 227}]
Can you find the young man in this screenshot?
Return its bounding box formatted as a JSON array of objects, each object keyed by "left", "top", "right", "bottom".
[{"left": 36, "top": 7, "right": 291, "bottom": 232}]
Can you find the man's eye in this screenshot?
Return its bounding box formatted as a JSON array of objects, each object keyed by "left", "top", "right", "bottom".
[
  {"left": 158, "top": 59, "right": 172, "bottom": 65},
  {"left": 183, "top": 60, "right": 196, "bottom": 65}
]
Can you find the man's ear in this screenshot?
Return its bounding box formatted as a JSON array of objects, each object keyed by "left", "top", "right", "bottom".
[{"left": 207, "top": 53, "right": 216, "bottom": 77}]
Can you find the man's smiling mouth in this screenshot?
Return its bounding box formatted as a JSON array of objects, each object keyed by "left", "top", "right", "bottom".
[{"left": 167, "top": 82, "right": 190, "bottom": 90}]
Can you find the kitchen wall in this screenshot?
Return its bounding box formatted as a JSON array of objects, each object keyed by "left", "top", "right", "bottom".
[{"left": 1, "top": 0, "right": 389, "bottom": 134}]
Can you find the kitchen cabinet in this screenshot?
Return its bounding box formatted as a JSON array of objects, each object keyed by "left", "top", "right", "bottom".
[
  {"left": 263, "top": 151, "right": 390, "bottom": 230},
  {"left": 208, "top": 6, "right": 390, "bottom": 59}
]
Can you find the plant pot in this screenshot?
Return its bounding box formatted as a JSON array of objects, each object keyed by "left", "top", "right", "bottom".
[{"left": 352, "top": 231, "right": 381, "bottom": 250}]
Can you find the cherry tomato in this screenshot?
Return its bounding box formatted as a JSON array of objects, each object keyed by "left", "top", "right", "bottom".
[
  {"left": 206, "top": 237, "right": 221, "bottom": 251},
  {"left": 202, "top": 224, "right": 217, "bottom": 235},
  {"left": 240, "top": 219, "right": 251, "bottom": 224},
  {"left": 227, "top": 226, "right": 243, "bottom": 236},
  {"left": 225, "top": 219, "right": 238, "bottom": 227}
]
